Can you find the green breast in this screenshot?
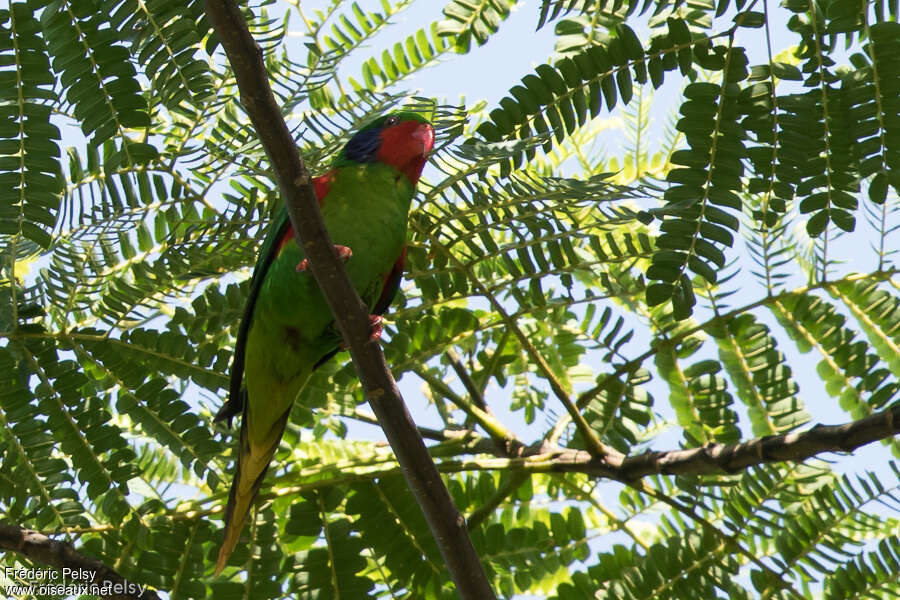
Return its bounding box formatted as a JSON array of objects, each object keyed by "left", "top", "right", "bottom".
[{"left": 249, "top": 162, "right": 414, "bottom": 376}]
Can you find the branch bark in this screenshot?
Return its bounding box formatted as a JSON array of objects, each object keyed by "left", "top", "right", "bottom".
[
  {"left": 0, "top": 525, "right": 158, "bottom": 600},
  {"left": 605, "top": 402, "right": 900, "bottom": 479},
  {"left": 201, "top": 1, "right": 496, "bottom": 597},
  {"left": 503, "top": 402, "right": 900, "bottom": 479}
]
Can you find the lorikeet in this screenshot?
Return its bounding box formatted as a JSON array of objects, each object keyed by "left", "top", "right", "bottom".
[{"left": 214, "top": 113, "right": 435, "bottom": 574}]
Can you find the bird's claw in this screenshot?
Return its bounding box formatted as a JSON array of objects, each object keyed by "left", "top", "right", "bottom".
[
  {"left": 340, "top": 315, "right": 384, "bottom": 349},
  {"left": 296, "top": 245, "right": 353, "bottom": 272},
  {"left": 335, "top": 245, "right": 353, "bottom": 262},
  {"left": 367, "top": 314, "right": 383, "bottom": 341}
]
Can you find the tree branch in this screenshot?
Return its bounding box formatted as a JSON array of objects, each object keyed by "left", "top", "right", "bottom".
[
  {"left": 201, "top": 1, "right": 496, "bottom": 597},
  {"left": 268, "top": 405, "right": 900, "bottom": 504},
  {"left": 415, "top": 366, "right": 521, "bottom": 452},
  {"left": 446, "top": 349, "right": 488, "bottom": 411},
  {"left": 498, "top": 403, "right": 900, "bottom": 480},
  {"left": 0, "top": 525, "right": 158, "bottom": 600},
  {"left": 466, "top": 471, "right": 530, "bottom": 529},
  {"left": 347, "top": 408, "right": 452, "bottom": 442}
]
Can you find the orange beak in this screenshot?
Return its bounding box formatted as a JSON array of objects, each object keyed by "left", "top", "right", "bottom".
[{"left": 411, "top": 122, "right": 435, "bottom": 156}]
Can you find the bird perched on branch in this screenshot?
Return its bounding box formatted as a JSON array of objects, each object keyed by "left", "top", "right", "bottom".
[{"left": 214, "top": 113, "right": 435, "bottom": 574}]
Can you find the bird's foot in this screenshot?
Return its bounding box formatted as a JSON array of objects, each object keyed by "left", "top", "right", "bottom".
[
  {"left": 296, "top": 245, "right": 353, "bottom": 272},
  {"left": 367, "top": 314, "right": 383, "bottom": 341},
  {"left": 340, "top": 315, "right": 384, "bottom": 349}
]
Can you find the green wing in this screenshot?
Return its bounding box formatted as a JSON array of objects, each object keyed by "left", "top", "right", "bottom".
[{"left": 215, "top": 207, "right": 291, "bottom": 425}]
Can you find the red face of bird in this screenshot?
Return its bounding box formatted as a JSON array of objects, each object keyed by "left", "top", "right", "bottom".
[
  {"left": 339, "top": 112, "right": 435, "bottom": 184},
  {"left": 377, "top": 117, "right": 435, "bottom": 184}
]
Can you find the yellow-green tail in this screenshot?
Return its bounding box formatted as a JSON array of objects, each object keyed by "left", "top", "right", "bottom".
[{"left": 215, "top": 408, "right": 292, "bottom": 575}]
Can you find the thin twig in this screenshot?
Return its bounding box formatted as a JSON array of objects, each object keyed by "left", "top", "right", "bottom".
[
  {"left": 415, "top": 366, "right": 520, "bottom": 452},
  {"left": 446, "top": 349, "right": 488, "bottom": 411},
  {"left": 347, "top": 408, "right": 451, "bottom": 441},
  {"left": 466, "top": 471, "right": 530, "bottom": 528}
]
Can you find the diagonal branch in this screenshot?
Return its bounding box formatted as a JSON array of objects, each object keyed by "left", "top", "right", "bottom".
[
  {"left": 201, "top": 1, "right": 496, "bottom": 597},
  {"left": 446, "top": 349, "right": 488, "bottom": 411},
  {"left": 415, "top": 365, "right": 521, "bottom": 452},
  {"left": 0, "top": 524, "right": 159, "bottom": 600}
]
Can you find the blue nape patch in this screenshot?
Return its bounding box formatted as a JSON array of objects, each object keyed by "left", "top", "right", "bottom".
[{"left": 343, "top": 128, "right": 381, "bottom": 163}]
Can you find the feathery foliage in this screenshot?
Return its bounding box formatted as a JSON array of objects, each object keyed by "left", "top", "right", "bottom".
[{"left": 1, "top": 0, "right": 899, "bottom": 598}]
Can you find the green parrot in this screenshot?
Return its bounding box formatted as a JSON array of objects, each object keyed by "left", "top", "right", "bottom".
[{"left": 214, "top": 113, "right": 435, "bottom": 574}]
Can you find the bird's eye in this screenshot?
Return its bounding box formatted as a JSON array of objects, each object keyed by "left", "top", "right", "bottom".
[{"left": 385, "top": 115, "right": 400, "bottom": 127}]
